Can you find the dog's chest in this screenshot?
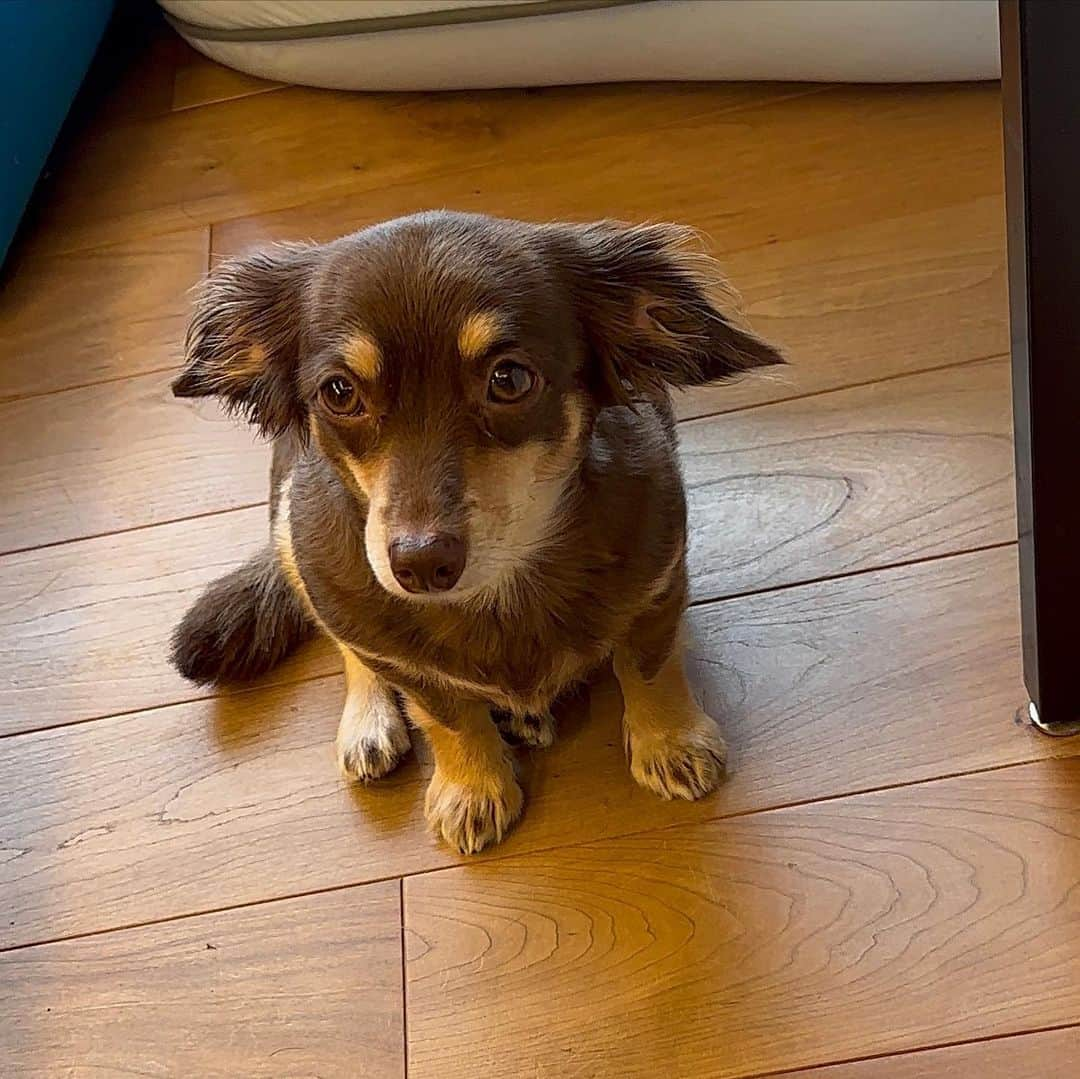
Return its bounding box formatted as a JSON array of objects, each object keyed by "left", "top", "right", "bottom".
[
  {"left": 346, "top": 598, "right": 609, "bottom": 714},
  {"left": 417, "top": 621, "right": 603, "bottom": 713},
  {"left": 431, "top": 644, "right": 596, "bottom": 714}
]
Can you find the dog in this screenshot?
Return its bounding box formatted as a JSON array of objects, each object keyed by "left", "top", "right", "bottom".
[{"left": 169, "top": 211, "right": 783, "bottom": 854}]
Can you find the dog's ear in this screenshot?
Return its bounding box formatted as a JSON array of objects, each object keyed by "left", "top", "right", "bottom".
[
  {"left": 550, "top": 221, "right": 784, "bottom": 404},
  {"left": 171, "top": 243, "right": 318, "bottom": 436}
]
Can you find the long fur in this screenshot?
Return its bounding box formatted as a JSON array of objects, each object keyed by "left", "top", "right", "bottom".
[{"left": 170, "top": 544, "right": 313, "bottom": 685}]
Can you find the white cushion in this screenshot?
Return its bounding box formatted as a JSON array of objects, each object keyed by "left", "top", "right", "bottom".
[{"left": 159, "top": 0, "right": 1000, "bottom": 91}]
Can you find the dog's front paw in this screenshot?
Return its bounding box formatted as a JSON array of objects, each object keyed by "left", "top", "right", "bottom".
[
  {"left": 424, "top": 768, "right": 524, "bottom": 854},
  {"left": 626, "top": 710, "right": 727, "bottom": 801},
  {"left": 337, "top": 699, "right": 412, "bottom": 783},
  {"left": 493, "top": 709, "right": 556, "bottom": 749}
]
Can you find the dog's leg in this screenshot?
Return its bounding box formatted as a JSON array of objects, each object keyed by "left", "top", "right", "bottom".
[
  {"left": 406, "top": 694, "right": 523, "bottom": 854},
  {"left": 614, "top": 636, "right": 727, "bottom": 800},
  {"left": 336, "top": 645, "right": 412, "bottom": 782},
  {"left": 615, "top": 555, "right": 726, "bottom": 800},
  {"left": 492, "top": 708, "right": 556, "bottom": 748}
]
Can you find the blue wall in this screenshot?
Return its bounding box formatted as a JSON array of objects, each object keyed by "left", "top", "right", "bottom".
[{"left": 1, "top": 0, "right": 114, "bottom": 263}]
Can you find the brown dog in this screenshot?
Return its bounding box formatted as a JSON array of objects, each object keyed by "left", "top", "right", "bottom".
[{"left": 170, "top": 211, "right": 783, "bottom": 853}]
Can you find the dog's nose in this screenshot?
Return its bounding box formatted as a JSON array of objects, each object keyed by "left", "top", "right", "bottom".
[{"left": 388, "top": 533, "right": 466, "bottom": 593}]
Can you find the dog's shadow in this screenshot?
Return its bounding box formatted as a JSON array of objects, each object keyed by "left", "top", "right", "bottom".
[
  {"left": 207, "top": 638, "right": 339, "bottom": 753},
  {"left": 205, "top": 645, "right": 427, "bottom": 838},
  {"left": 202, "top": 647, "right": 629, "bottom": 838},
  {"left": 200, "top": 637, "right": 732, "bottom": 845}
]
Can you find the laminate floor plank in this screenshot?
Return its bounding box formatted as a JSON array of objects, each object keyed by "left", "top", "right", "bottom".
[
  {"left": 32, "top": 81, "right": 824, "bottom": 254},
  {"left": 404, "top": 759, "right": 1080, "bottom": 1078},
  {"left": 0, "top": 372, "right": 263, "bottom": 554},
  {"left": 675, "top": 195, "right": 1006, "bottom": 418},
  {"left": 209, "top": 83, "right": 1001, "bottom": 271},
  {"left": 0, "top": 505, "right": 337, "bottom": 737},
  {"left": 683, "top": 358, "right": 1015, "bottom": 601},
  {"left": 779, "top": 1026, "right": 1080, "bottom": 1079},
  {"left": 0, "top": 230, "right": 208, "bottom": 401},
  {"left": 0, "top": 881, "right": 404, "bottom": 1079}
]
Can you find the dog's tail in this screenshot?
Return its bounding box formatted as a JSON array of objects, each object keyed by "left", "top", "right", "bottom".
[{"left": 170, "top": 545, "right": 314, "bottom": 685}]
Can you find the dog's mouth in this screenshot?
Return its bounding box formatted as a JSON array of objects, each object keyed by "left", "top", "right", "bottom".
[{"left": 360, "top": 443, "right": 574, "bottom": 608}]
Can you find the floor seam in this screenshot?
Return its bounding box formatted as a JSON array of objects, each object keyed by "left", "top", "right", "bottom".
[
  {"left": 735, "top": 1020, "right": 1080, "bottom": 1078},
  {"left": 686, "top": 539, "right": 1019, "bottom": 609},
  {"left": 400, "top": 878, "right": 410, "bottom": 1079},
  {"left": 0, "top": 668, "right": 337, "bottom": 742},
  {"left": 3, "top": 747, "right": 1073, "bottom": 958},
  {"left": 676, "top": 350, "right": 1009, "bottom": 427},
  {"left": 0, "top": 500, "right": 269, "bottom": 561}
]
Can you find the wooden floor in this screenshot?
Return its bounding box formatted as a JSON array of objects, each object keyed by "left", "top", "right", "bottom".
[{"left": 3, "top": 25, "right": 1080, "bottom": 1079}]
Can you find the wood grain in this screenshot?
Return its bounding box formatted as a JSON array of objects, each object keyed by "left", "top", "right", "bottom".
[
  {"left": 0, "top": 882, "right": 404, "bottom": 1079},
  {"left": 0, "top": 360, "right": 1012, "bottom": 730},
  {"left": 404, "top": 758, "right": 1080, "bottom": 1079},
  {"left": 34, "top": 81, "right": 823, "bottom": 254},
  {"left": 210, "top": 83, "right": 1001, "bottom": 264},
  {"left": 674, "top": 194, "right": 1007, "bottom": 418},
  {"left": 783, "top": 1026, "right": 1080, "bottom": 1079},
  {"left": 683, "top": 357, "right": 1015, "bottom": 600},
  {"left": 0, "top": 229, "right": 208, "bottom": 401},
  {"left": 1, "top": 547, "right": 1053, "bottom": 950},
  {"left": 0, "top": 373, "right": 266, "bottom": 553},
  {"left": 0, "top": 505, "right": 337, "bottom": 737}
]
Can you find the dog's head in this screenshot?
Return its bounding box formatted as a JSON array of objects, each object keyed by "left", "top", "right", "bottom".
[{"left": 174, "top": 212, "right": 782, "bottom": 603}]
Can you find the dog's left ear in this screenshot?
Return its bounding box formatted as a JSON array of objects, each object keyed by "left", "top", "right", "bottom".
[
  {"left": 549, "top": 221, "right": 784, "bottom": 404},
  {"left": 172, "top": 243, "right": 318, "bottom": 437}
]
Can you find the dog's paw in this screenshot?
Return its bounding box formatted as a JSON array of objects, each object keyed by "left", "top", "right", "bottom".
[
  {"left": 337, "top": 699, "right": 412, "bottom": 783},
  {"left": 493, "top": 709, "right": 556, "bottom": 749},
  {"left": 424, "top": 768, "right": 524, "bottom": 854},
  {"left": 626, "top": 710, "right": 727, "bottom": 801}
]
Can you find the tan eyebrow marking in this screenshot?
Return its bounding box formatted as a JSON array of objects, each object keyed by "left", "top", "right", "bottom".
[
  {"left": 458, "top": 311, "right": 503, "bottom": 362},
  {"left": 342, "top": 333, "right": 382, "bottom": 380}
]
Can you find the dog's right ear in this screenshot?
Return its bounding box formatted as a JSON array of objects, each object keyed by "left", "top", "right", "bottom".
[{"left": 172, "top": 243, "right": 318, "bottom": 437}]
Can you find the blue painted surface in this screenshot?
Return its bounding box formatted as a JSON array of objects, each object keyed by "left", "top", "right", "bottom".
[{"left": 0, "top": 0, "right": 114, "bottom": 264}]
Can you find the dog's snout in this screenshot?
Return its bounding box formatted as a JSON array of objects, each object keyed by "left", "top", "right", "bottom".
[{"left": 389, "top": 533, "right": 466, "bottom": 594}]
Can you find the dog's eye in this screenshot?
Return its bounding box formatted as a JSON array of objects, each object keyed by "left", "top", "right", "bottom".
[
  {"left": 488, "top": 362, "right": 536, "bottom": 404},
  {"left": 319, "top": 375, "right": 364, "bottom": 416}
]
